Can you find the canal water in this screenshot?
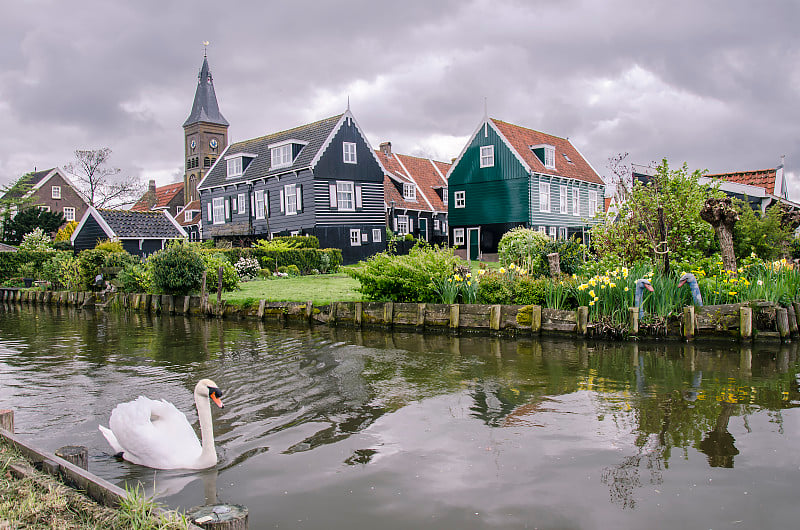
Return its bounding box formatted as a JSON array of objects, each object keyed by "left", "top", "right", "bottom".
[{"left": 0, "top": 304, "right": 798, "bottom": 529}]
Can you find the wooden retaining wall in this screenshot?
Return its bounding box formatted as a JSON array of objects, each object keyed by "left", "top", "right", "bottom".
[{"left": 0, "top": 287, "right": 794, "bottom": 343}]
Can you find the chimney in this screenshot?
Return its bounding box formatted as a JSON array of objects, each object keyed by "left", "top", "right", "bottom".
[
  {"left": 149, "top": 179, "right": 156, "bottom": 194},
  {"left": 380, "top": 142, "right": 392, "bottom": 157}
]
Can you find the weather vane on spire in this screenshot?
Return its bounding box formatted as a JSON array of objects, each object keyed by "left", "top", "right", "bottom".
[{"left": 203, "top": 41, "right": 210, "bottom": 56}]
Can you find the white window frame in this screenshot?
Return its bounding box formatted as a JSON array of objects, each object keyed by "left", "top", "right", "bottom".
[
  {"left": 454, "top": 191, "right": 465, "bottom": 208},
  {"left": 51, "top": 185, "right": 61, "bottom": 199},
  {"left": 227, "top": 157, "right": 243, "bottom": 178},
  {"left": 589, "top": 190, "right": 598, "bottom": 215},
  {"left": 403, "top": 183, "right": 416, "bottom": 201},
  {"left": 372, "top": 228, "right": 382, "bottom": 242},
  {"left": 572, "top": 188, "right": 580, "bottom": 216},
  {"left": 271, "top": 144, "right": 292, "bottom": 168},
  {"left": 442, "top": 187, "right": 448, "bottom": 206},
  {"left": 284, "top": 183, "right": 298, "bottom": 215},
  {"left": 396, "top": 215, "right": 409, "bottom": 235},
  {"left": 336, "top": 181, "right": 355, "bottom": 211},
  {"left": 558, "top": 227, "right": 567, "bottom": 240},
  {"left": 343, "top": 142, "right": 357, "bottom": 164},
  {"left": 63, "top": 207, "right": 75, "bottom": 222},
  {"left": 539, "top": 182, "right": 551, "bottom": 212},
  {"left": 212, "top": 197, "right": 225, "bottom": 224},
  {"left": 349, "top": 228, "right": 361, "bottom": 246},
  {"left": 254, "top": 190, "right": 266, "bottom": 220},
  {"left": 538, "top": 226, "right": 547, "bottom": 234},
  {"left": 559, "top": 185, "right": 567, "bottom": 214},
  {"left": 433, "top": 219, "right": 440, "bottom": 231},
  {"left": 544, "top": 146, "right": 555, "bottom": 169},
  {"left": 238, "top": 193, "right": 246, "bottom": 213},
  {"left": 453, "top": 228, "right": 465, "bottom": 246},
  {"left": 549, "top": 226, "right": 557, "bottom": 239},
  {"left": 480, "top": 145, "right": 494, "bottom": 168},
  {"left": 184, "top": 210, "right": 193, "bottom": 223},
  {"left": 39, "top": 205, "right": 50, "bottom": 212}
]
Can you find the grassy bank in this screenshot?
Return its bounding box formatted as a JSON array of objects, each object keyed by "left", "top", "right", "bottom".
[
  {"left": 0, "top": 441, "right": 187, "bottom": 529},
  {"left": 223, "top": 271, "right": 362, "bottom": 306}
]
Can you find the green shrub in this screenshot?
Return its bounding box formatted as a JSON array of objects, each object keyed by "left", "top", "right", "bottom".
[
  {"left": 286, "top": 264, "right": 301, "bottom": 276},
  {"left": 41, "top": 253, "right": 81, "bottom": 290},
  {"left": 512, "top": 276, "right": 549, "bottom": 305},
  {"left": 201, "top": 252, "right": 239, "bottom": 292},
  {"left": 117, "top": 263, "right": 152, "bottom": 293},
  {"left": 78, "top": 249, "right": 109, "bottom": 289},
  {"left": 542, "top": 239, "right": 586, "bottom": 276},
  {"left": 199, "top": 247, "right": 341, "bottom": 275},
  {"left": 104, "top": 251, "right": 137, "bottom": 269},
  {"left": 19, "top": 228, "right": 55, "bottom": 252},
  {"left": 94, "top": 239, "right": 125, "bottom": 253},
  {"left": 347, "top": 245, "right": 462, "bottom": 302},
  {"left": 476, "top": 274, "right": 514, "bottom": 304},
  {"left": 18, "top": 261, "right": 38, "bottom": 279},
  {"left": 0, "top": 251, "right": 71, "bottom": 282},
  {"left": 498, "top": 227, "right": 550, "bottom": 268},
  {"left": 147, "top": 242, "right": 206, "bottom": 295}
]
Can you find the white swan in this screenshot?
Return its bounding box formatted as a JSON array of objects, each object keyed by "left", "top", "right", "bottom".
[{"left": 99, "top": 379, "right": 224, "bottom": 470}]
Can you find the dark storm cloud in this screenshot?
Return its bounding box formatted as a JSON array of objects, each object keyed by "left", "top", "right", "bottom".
[{"left": 1, "top": 0, "right": 798, "bottom": 196}]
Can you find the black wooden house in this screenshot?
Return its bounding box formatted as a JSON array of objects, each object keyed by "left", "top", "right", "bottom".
[
  {"left": 71, "top": 207, "right": 187, "bottom": 256},
  {"left": 197, "top": 110, "right": 387, "bottom": 264}
]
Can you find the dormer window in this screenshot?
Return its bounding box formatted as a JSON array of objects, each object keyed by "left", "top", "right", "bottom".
[
  {"left": 271, "top": 144, "right": 292, "bottom": 168},
  {"left": 531, "top": 144, "right": 556, "bottom": 170},
  {"left": 184, "top": 210, "right": 193, "bottom": 222},
  {"left": 480, "top": 146, "right": 494, "bottom": 168},
  {"left": 227, "top": 157, "right": 243, "bottom": 177},
  {"left": 403, "top": 183, "right": 416, "bottom": 201},
  {"left": 442, "top": 187, "right": 448, "bottom": 206}
]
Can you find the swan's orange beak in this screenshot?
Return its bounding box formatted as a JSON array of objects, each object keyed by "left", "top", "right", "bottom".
[{"left": 210, "top": 392, "right": 224, "bottom": 408}]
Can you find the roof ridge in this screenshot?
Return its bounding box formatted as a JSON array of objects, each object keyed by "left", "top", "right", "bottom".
[
  {"left": 491, "top": 117, "right": 568, "bottom": 142},
  {"left": 229, "top": 114, "right": 343, "bottom": 149}
]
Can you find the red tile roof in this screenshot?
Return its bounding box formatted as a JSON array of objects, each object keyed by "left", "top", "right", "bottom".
[
  {"left": 490, "top": 119, "right": 603, "bottom": 185},
  {"left": 375, "top": 149, "right": 450, "bottom": 212},
  {"left": 177, "top": 200, "right": 201, "bottom": 226},
  {"left": 705, "top": 169, "right": 777, "bottom": 194},
  {"left": 131, "top": 182, "right": 184, "bottom": 211}
]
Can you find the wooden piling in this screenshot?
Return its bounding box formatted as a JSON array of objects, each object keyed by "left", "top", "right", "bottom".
[
  {"left": 777, "top": 307, "right": 790, "bottom": 341},
  {"left": 0, "top": 410, "right": 13, "bottom": 433},
  {"left": 383, "top": 301, "right": 394, "bottom": 326},
  {"left": 449, "top": 304, "right": 460, "bottom": 330},
  {"left": 216, "top": 267, "right": 223, "bottom": 308},
  {"left": 683, "top": 306, "right": 695, "bottom": 340},
  {"left": 55, "top": 446, "right": 88, "bottom": 471},
  {"left": 355, "top": 302, "right": 363, "bottom": 328},
  {"left": 576, "top": 306, "right": 588, "bottom": 336},
  {"left": 530, "top": 305, "right": 542, "bottom": 334},
  {"left": 740, "top": 306, "right": 752, "bottom": 341},
  {"left": 305, "top": 300, "right": 314, "bottom": 321},
  {"left": 188, "top": 504, "right": 249, "bottom": 529},
  {"left": 490, "top": 305, "right": 501, "bottom": 331},
  {"left": 628, "top": 307, "right": 639, "bottom": 334},
  {"left": 787, "top": 305, "right": 798, "bottom": 336},
  {"left": 257, "top": 300, "right": 265, "bottom": 319},
  {"left": 417, "top": 303, "right": 426, "bottom": 327}
]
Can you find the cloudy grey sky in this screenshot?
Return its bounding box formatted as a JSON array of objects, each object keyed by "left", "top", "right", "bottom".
[{"left": 1, "top": 0, "right": 798, "bottom": 198}]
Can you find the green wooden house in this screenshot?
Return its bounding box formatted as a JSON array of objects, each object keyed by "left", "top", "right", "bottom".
[{"left": 447, "top": 117, "right": 605, "bottom": 260}]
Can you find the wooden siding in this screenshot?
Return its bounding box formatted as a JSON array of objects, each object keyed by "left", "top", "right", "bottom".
[
  {"left": 528, "top": 174, "right": 604, "bottom": 228},
  {"left": 449, "top": 177, "right": 529, "bottom": 227},
  {"left": 310, "top": 225, "right": 387, "bottom": 265},
  {"left": 314, "top": 116, "right": 383, "bottom": 183},
  {"left": 255, "top": 169, "right": 315, "bottom": 235},
  {"left": 448, "top": 123, "right": 529, "bottom": 185},
  {"left": 73, "top": 215, "right": 107, "bottom": 251},
  {"left": 313, "top": 181, "right": 384, "bottom": 226}
]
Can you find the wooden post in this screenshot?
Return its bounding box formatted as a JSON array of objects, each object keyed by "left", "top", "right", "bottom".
[
  {"left": 490, "top": 305, "right": 501, "bottom": 331},
  {"left": 531, "top": 305, "right": 542, "bottom": 334},
  {"left": 188, "top": 504, "right": 249, "bottom": 529},
  {"left": 683, "top": 305, "right": 695, "bottom": 340},
  {"left": 777, "top": 307, "right": 790, "bottom": 341},
  {"left": 787, "top": 305, "right": 798, "bottom": 336},
  {"left": 257, "top": 300, "right": 266, "bottom": 319},
  {"left": 628, "top": 307, "right": 639, "bottom": 334},
  {"left": 449, "top": 304, "right": 460, "bottom": 330},
  {"left": 739, "top": 306, "right": 752, "bottom": 341},
  {"left": 417, "top": 303, "right": 426, "bottom": 328},
  {"left": 576, "top": 306, "right": 588, "bottom": 336},
  {"left": 217, "top": 267, "right": 223, "bottom": 309},
  {"left": 201, "top": 271, "right": 208, "bottom": 313},
  {"left": 183, "top": 295, "right": 191, "bottom": 314},
  {"left": 383, "top": 301, "right": 394, "bottom": 326},
  {"left": 330, "top": 302, "right": 338, "bottom": 324},
  {"left": 55, "top": 446, "right": 88, "bottom": 470},
  {"left": 355, "top": 302, "right": 363, "bottom": 328},
  {"left": 0, "top": 410, "right": 13, "bottom": 433},
  {"left": 546, "top": 252, "right": 560, "bottom": 277},
  {"left": 305, "top": 300, "right": 314, "bottom": 321}
]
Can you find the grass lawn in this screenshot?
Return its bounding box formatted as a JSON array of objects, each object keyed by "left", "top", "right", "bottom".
[{"left": 223, "top": 272, "right": 362, "bottom": 306}]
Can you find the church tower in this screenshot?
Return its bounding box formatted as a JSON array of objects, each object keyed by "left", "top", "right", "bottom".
[{"left": 183, "top": 53, "right": 229, "bottom": 204}]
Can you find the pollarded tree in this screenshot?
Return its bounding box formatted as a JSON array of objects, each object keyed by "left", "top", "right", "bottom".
[{"left": 700, "top": 197, "right": 739, "bottom": 272}]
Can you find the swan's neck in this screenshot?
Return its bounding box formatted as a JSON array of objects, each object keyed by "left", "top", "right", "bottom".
[{"left": 195, "top": 394, "right": 217, "bottom": 466}]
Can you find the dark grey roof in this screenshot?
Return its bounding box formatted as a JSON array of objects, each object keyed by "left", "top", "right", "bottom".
[
  {"left": 198, "top": 114, "right": 343, "bottom": 189},
  {"left": 1, "top": 168, "right": 54, "bottom": 199},
  {"left": 183, "top": 56, "right": 229, "bottom": 127},
  {"left": 98, "top": 210, "right": 184, "bottom": 239},
  {"left": 0, "top": 242, "right": 18, "bottom": 252}
]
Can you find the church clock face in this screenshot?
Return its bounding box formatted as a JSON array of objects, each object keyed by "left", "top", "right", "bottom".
[
  {"left": 190, "top": 139, "right": 196, "bottom": 150},
  {"left": 209, "top": 139, "right": 218, "bottom": 149}
]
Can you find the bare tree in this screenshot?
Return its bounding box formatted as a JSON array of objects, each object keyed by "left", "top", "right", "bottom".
[
  {"left": 65, "top": 148, "right": 144, "bottom": 209},
  {"left": 606, "top": 152, "right": 632, "bottom": 203}
]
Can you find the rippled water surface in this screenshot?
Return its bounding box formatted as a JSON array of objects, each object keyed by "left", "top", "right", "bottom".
[{"left": 1, "top": 304, "right": 800, "bottom": 529}]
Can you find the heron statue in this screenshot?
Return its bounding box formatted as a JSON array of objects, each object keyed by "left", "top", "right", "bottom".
[
  {"left": 635, "top": 278, "right": 654, "bottom": 319},
  {"left": 678, "top": 273, "right": 703, "bottom": 306}
]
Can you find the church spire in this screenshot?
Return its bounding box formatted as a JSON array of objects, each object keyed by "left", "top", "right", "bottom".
[{"left": 183, "top": 55, "right": 229, "bottom": 127}]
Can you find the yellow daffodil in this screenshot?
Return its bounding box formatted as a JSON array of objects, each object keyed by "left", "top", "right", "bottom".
[
  {"left": 589, "top": 289, "right": 596, "bottom": 298},
  {"left": 609, "top": 282, "right": 616, "bottom": 288},
  {"left": 624, "top": 286, "right": 629, "bottom": 292},
  {"left": 499, "top": 267, "right": 506, "bottom": 274},
  {"left": 589, "top": 300, "right": 595, "bottom": 306}
]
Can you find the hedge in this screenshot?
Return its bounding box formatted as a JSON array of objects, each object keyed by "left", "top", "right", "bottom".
[
  {"left": 197, "top": 247, "right": 342, "bottom": 274},
  {"left": 0, "top": 250, "right": 73, "bottom": 282}
]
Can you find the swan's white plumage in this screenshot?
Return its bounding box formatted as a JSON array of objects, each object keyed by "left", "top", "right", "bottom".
[{"left": 99, "top": 379, "right": 221, "bottom": 470}]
